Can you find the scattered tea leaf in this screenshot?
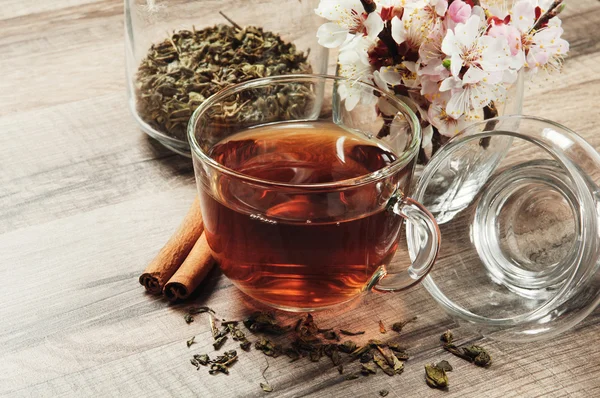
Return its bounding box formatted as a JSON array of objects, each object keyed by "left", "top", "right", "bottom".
[
  {"left": 339, "top": 341, "right": 357, "bottom": 354},
  {"left": 390, "top": 316, "right": 418, "bottom": 333},
  {"left": 184, "top": 314, "right": 194, "bottom": 324},
  {"left": 344, "top": 373, "right": 360, "bottom": 380},
  {"left": 337, "top": 364, "right": 344, "bottom": 374},
  {"left": 379, "top": 390, "right": 389, "bottom": 397},
  {"left": 260, "top": 382, "right": 273, "bottom": 393},
  {"left": 373, "top": 353, "right": 395, "bottom": 376},
  {"left": 240, "top": 339, "right": 252, "bottom": 351},
  {"left": 209, "top": 363, "right": 229, "bottom": 375},
  {"left": 361, "top": 362, "right": 377, "bottom": 375},
  {"left": 379, "top": 320, "right": 387, "bottom": 334},
  {"left": 244, "top": 312, "right": 291, "bottom": 335},
  {"left": 440, "top": 330, "right": 453, "bottom": 344},
  {"left": 359, "top": 351, "right": 374, "bottom": 363},
  {"left": 188, "top": 306, "right": 214, "bottom": 315},
  {"left": 425, "top": 363, "right": 448, "bottom": 389},
  {"left": 350, "top": 344, "right": 371, "bottom": 358},
  {"left": 436, "top": 360, "right": 453, "bottom": 372},
  {"left": 193, "top": 354, "right": 210, "bottom": 366},
  {"left": 322, "top": 330, "right": 340, "bottom": 341},
  {"left": 186, "top": 336, "right": 196, "bottom": 348},
  {"left": 255, "top": 337, "right": 282, "bottom": 358},
  {"left": 213, "top": 335, "right": 227, "bottom": 350},
  {"left": 340, "top": 329, "right": 365, "bottom": 336},
  {"left": 474, "top": 351, "right": 492, "bottom": 367},
  {"left": 330, "top": 349, "right": 342, "bottom": 366}
]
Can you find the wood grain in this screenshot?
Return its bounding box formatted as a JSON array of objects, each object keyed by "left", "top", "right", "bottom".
[{"left": 1, "top": 1, "right": 600, "bottom": 397}]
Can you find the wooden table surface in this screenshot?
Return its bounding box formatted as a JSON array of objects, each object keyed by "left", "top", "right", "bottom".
[{"left": 2, "top": 1, "right": 600, "bottom": 397}]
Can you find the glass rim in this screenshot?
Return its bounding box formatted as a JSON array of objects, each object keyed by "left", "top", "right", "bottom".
[{"left": 187, "top": 74, "right": 422, "bottom": 190}]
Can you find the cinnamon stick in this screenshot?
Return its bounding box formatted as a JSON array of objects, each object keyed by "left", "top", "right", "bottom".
[
  {"left": 139, "top": 197, "right": 204, "bottom": 294},
  {"left": 163, "top": 232, "right": 214, "bottom": 302}
]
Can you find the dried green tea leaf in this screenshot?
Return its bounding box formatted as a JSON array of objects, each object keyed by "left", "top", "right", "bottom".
[
  {"left": 186, "top": 336, "right": 195, "bottom": 348},
  {"left": 339, "top": 340, "right": 357, "bottom": 354},
  {"left": 368, "top": 339, "right": 385, "bottom": 347},
  {"left": 188, "top": 306, "right": 214, "bottom": 315},
  {"left": 391, "top": 316, "right": 417, "bottom": 333},
  {"left": 260, "top": 382, "right": 273, "bottom": 392},
  {"left": 474, "top": 351, "right": 492, "bottom": 367},
  {"left": 240, "top": 339, "right": 251, "bottom": 351},
  {"left": 440, "top": 330, "right": 453, "bottom": 344},
  {"left": 193, "top": 354, "right": 210, "bottom": 366},
  {"left": 379, "top": 390, "right": 389, "bottom": 397},
  {"left": 190, "top": 358, "right": 199, "bottom": 369},
  {"left": 359, "top": 351, "right": 374, "bottom": 363},
  {"left": 184, "top": 314, "right": 194, "bottom": 324},
  {"left": 213, "top": 335, "right": 227, "bottom": 350},
  {"left": 318, "top": 328, "right": 333, "bottom": 333},
  {"left": 373, "top": 353, "right": 395, "bottom": 376},
  {"left": 255, "top": 337, "right": 282, "bottom": 358},
  {"left": 322, "top": 330, "right": 340, "bottom": 341},
  {"left": 361, "top": 363, "right": 377, "bottom": 375},
  {"left": 392, "top": 353, "right": 404, "bottom": 374},
  {"left": 425, "top": 363, "right": 448, "bottom": 389},
  {"left": 344, "top": 373, "right": 360, "bottom": 380},
  {"left": 379, "top": 320, "right": 387, "bottom": 334},
  {"left": 340, "top": 329, "right": 365, "bottom": 336},
  {"left": 443, "top": 343, "right": 471, "bottom": 362},
  {"left": 330, "top": 349, "right": 341, "bottom": 366},
  {"left": 337, "top": 364, "right": 344, "bottom": 374},
  {"left": 209, "top": 363, "right": 229, "bottom": 375},
  {"left": 350, "top": 344, "right": 371, "bottom": 358},
  {"left": 244, "top": 312, "right": 291, "bottom": 335},
  {"left": 436, "top": 360, "right": 453, "bottom": 372},
  {"left": 376, "top": 345, "right": 396, "bottom": 367}
]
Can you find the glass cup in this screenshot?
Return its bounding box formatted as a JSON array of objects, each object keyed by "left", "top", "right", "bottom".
[{"left": 188, "top": 75, "right": 440, "bottom": 311}]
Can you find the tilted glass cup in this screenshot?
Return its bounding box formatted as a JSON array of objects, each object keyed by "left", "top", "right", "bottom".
[
  {"left": 413, "top": 116, "right": 600, "bottom": 341},
  {"left": 188, "top": 75, "right": 440, "bottom": 311}
]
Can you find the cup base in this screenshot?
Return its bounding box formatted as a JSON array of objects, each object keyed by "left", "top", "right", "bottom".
[{"left": 473, "top": 160, "right": 578, "bottom": 299}]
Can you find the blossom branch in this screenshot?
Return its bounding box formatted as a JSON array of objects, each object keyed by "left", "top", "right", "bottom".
[{"left": 531, "top": 0, "right": 564, "bottom": 32}]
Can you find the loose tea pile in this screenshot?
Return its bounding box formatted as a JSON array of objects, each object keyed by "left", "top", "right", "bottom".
[
  {"left": 183, "top": 308, "right": 493, "bottom": 393},
  {"left": 185, "top": 309, "right": 419, "bottom": 393},
  {"left": 135, "top": 23, "right": 312, "bottom": 141}
]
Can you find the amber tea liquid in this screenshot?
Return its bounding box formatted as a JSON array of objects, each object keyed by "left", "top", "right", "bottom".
[{"left": 199, "top": 122, "right": 414, "bottom": 309}]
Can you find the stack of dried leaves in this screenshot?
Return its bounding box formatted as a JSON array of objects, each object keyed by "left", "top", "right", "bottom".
[{"left": 135, "top": 23, "right": 312, "bottom": 141}]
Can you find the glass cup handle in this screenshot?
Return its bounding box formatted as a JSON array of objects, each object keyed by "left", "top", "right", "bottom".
[{"left": 373, "top": 195, "right": 441, "bottom": 292}]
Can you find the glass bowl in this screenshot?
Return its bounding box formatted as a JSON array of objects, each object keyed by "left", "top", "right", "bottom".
[{"left": 125, "top": 0, "right": 329, "bottom": 155}]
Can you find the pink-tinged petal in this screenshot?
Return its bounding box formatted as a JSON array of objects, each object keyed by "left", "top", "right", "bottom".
[
  {"left": 447, "top": 0, "right": 471, "bottom": 24},
  {"left": 488, "top": 23, "right": 522, "bottom": 56},
  {"left": 391, "top": 16, "right": 406, "bottom": 44},
  {"left": 317, "top": 23, "right": 349, "bottom": 48},
  {"left": 440, "top": 76, "right": 462, "bottom": 92},
  {"left": 434, "top": 0, "right": 449, "bottom": 17},
  {"left": 364, "top": 12, "right": 384, "bottom": 39},
  {"left": 512, "top": 0, "right": 536, "bottom": 32}
]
